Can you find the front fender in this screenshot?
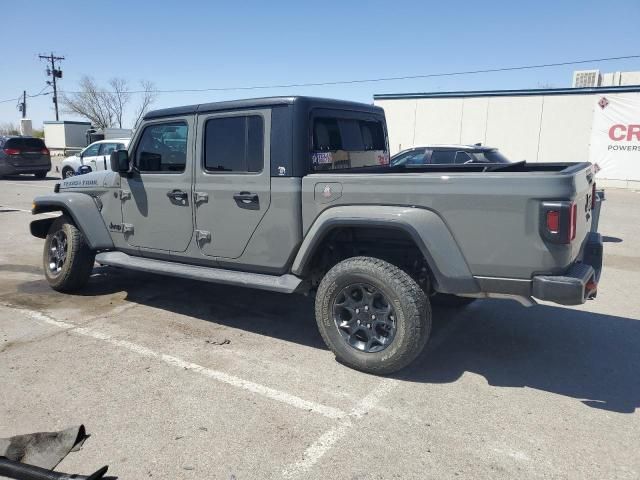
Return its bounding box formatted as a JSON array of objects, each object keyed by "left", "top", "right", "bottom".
[
  {"left": 31, "top": 193, "right": 114, "bottom": 250},
  {"left": 291, "top": 205, "right": 479, "bottom": 294}
]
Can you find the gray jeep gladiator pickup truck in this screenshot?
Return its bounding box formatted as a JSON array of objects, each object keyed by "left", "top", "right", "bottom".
[{"left": 30, "top": 96, "right": 603, "bottom": 374}]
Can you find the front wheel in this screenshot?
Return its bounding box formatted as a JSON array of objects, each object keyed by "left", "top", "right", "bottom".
[
  {"left": 315, "top": 257, "right": 431, "bottom": 375},
  {"left": 61, "top": 167, "right": 74, "bottom": 179},
  {"left": 43, "top": 216, "right": 95, "bottom": 292}
]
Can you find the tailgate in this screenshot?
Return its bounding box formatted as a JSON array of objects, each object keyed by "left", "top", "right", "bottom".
[{"left": 5, "top": 137, "right": 48, "bottom": 165}]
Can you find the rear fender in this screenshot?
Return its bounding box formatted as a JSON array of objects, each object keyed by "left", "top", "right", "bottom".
[
  {"left": 31, "top": 193, "right": 114, "bottom": 250},
  {"left": 292, "top": 205, "right": 479, "bottom": 294}
]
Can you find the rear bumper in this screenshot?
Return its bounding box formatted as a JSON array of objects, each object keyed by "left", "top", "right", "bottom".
[
  {"left": 531, "top": 232, "right": 603, "bottom": 305},
  {"left": 0, "top": 162, "right": 51, "bottom": 175}
]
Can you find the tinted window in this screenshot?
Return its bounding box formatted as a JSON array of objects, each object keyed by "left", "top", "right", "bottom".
[
  {"left": 204, "top": 115, "right": 264, "bottom": 172},
  {"left": 311, "top": 117, "right": 388, "bottom": 171},
  {"left": 454, "top": 151, "right": 473, "bottom": 164},
  {"left": 472, "top": 150, "right": 510, "bottom": 164},
  {"left": 82, "top": 143, "right": 101, "bottom": 157},
  {"left": 430, "top": 150, "right": 456, "bottom": 164},
  {"left": 135, "top": 122, "right": 188, "bottom": 172},
  {"left": 5, "top": 137, "right": 45, "bottom": 150},
  {"left": 391, "top": 149, "right": 427, "bottom": 166}
]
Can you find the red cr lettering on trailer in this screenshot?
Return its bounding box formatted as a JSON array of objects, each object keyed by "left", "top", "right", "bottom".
[{"left": 609, "top": 124, "right": 640, "bottom": 141}]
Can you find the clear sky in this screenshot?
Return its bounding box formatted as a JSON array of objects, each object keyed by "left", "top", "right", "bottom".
[{"left": 1, "top": 0, "right": 639, "bottom": 128}]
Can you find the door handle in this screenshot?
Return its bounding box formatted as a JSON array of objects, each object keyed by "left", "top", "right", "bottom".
[
  {"left": 233, "top": 192, "right": 259, "bottom": 203},
  {"left": 167, "top": 189, "right": 189, "bottom": 203},
  {"left": 233, "top": 191, "right": 259, "bottom": 209}
]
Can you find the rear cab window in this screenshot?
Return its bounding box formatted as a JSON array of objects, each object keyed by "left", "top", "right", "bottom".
[{"left": 311, "top": 110, "right": 388, "bottom": 171}]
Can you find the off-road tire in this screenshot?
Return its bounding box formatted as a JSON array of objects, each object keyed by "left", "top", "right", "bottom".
[
  {"left": 315, "top": 256, "right": 431, "bottom": 375},
  {"left": 43, "top": 216, "right": 95, "bottom": 292},
  {"left": 431, "top": 293, "right": 476, "bottom": 308},
  {"left": 34, "top": 171, "right": 48, "bottom": 179}
]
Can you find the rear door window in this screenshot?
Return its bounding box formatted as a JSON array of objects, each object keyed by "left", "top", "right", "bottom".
[
  {"left": 454, "top": 151, "right": 473, "bottom": 164},
  {"left": 430, "top": 150, "right": 456, "bottom": 164},
  {"left": 204, "top": 115, "right": 264, "bottom": 173},
  {"left": 311, "top": 116, "right": 388, "bottom": 171}
]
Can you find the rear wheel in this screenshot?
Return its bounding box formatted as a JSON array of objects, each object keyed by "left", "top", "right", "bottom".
[
  {"left": 315, "top": 256, "right": 431, "bottom": 375},
  {"left": 43, "top": 216, "right": 95, "bottom": 292}
]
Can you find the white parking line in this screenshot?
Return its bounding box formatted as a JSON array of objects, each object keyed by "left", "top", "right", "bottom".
[
  {"left": 0, "top": 205, "right": 60, "bottom": 216},
  {"left": 2, "top": 181, "right": 56, "bottom": 189},
  {"left": 281, "top": 309, "right": 469, "bottom": 478},
  {"left": 282, "top": 378, "right": 397, "bottom": 479},
  {"left": 2, "top": 304, "right": 347, "bottom": 420}
]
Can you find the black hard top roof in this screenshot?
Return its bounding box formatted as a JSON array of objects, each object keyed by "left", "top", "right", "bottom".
[{"left": 144, "top": 96, "right": 383, "bottom": 120}]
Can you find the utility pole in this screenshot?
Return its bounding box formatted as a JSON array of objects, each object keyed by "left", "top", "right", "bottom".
[
  {"left": 18, "top": 91, "right": 26, "bottom": 118},
  {"left": 39, "top": 52, "right": 64, "bottom": 120}
]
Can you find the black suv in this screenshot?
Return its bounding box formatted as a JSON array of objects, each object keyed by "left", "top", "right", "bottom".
[
  {"left": 391, "top": 144, "right": 510, "bottom": 166},
  {"left": 0, "top": 136, "right": 51, "bottom": 178}
]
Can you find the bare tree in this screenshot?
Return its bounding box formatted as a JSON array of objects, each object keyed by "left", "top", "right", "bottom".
[
  {"left": 62, "top": 76, "right": 156, "bottom": 129},
  {"left": 0, "top": 122, "right": 20, "bottom": 135},
  {"left": 132, "top": 80, "right": 158, "bottom": 128},
  {"left": 61, "top": 76, "right": 114, "bottom": 129},
  {"left": 106, "top": 78, "right": 130, "bottom": 128}
]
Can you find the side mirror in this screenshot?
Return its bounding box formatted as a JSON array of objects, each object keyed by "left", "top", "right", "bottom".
[{"left": 110, "top": 149, "right": 130, "bottom": 173}]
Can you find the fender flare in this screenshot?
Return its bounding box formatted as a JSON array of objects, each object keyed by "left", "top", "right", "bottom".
[
  {"left": 291, "top": 205, "right": 479, "bottom": 294},
  {"left": 30, "top": 193, "right": 114, "bottom": 250}
]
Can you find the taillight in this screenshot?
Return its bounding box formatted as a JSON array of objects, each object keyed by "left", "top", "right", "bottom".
[
  {"left": 41, "top": 147, "right": 50, "bottom": 156},
  {"left": 568, "top": 202, "right": 577, "bottom": 242},
  {"left": 540, "top": 201, "right": 578, "bottom": 244},
  {"left": 3, "top": 148, "right": 20, "bottom": 155},
  {"left": 546, "top": 211, "right": 559, "bottom": 233},
  {"left": 591, "top": 182, "right": 596, "bottom": 210}
]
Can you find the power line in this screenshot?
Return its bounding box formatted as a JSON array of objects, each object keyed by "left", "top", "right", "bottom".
[
  {"left": 56, "top": 54, "right": 640, "bottom": 95},
  {"left": 0, "top": 89, "right": 52, "bottom": 105}
]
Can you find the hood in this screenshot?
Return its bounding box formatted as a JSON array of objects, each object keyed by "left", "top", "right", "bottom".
[{"left": 59, "top": 170, "right": 121, "bottom": 190}]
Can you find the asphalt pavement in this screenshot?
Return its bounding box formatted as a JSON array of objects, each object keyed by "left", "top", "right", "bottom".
[{"left": 0, "top": 170, "right": 638, "bottom": 479}]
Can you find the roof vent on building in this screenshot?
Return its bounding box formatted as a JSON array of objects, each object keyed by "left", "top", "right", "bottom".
[{"left": 572, "top": 70, "right": 601, "bottom": 88}]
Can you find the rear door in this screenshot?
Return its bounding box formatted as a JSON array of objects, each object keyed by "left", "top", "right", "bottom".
[
  {"left": 121, "top": 118, "right": 194, "bottom": 252},
  {"left": 193, "top": 109, "right": 271, "bottom": 258}
]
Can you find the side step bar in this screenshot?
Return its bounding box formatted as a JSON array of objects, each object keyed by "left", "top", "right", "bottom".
[{"left": 95, "top": 251, "right": 303, "bottom": 294}]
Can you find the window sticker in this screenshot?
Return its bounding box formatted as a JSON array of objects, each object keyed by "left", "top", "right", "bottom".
[{"left": 312, "top": 152, "right": 333, "bottom": 165}]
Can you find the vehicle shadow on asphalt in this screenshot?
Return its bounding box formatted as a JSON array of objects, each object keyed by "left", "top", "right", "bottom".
[
  {"left": 396, "top": 299, "right": 640, "bottom": 414},
  {"left": 13, "top": 267, "right": 639, "bottom": 414}
]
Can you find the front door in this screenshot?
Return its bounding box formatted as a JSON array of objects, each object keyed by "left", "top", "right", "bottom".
[
  {"left": 194, "top": 109, "right": 271, "bottom": 258},
  {"left": 80, "top": 142, "right": 100, "bottom": 172},
  {"left": 95, "top": 143, "right": 118, "bottom": 171},
  {"left": 121, "top": 118, "right": 194, "bottom": 252}
]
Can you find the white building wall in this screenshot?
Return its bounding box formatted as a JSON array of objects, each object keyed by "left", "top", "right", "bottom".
[
  {"left": 376, "top": 92, "right": 640, "bottom": 162},
  {"left": 459, "top": 97, "right": 488, "bottom": 145},
  {"left": 413, "top": 98, "right": 463, "bottom": 146},
  {"left": 537, "top": 95, "right": 594, "bottom": 163},
  {"left": 484, "top": 96, "right": 544, "bottom": 162},
  {"left": 374, "top": 99, "right": 417, "bottom": 153}
]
